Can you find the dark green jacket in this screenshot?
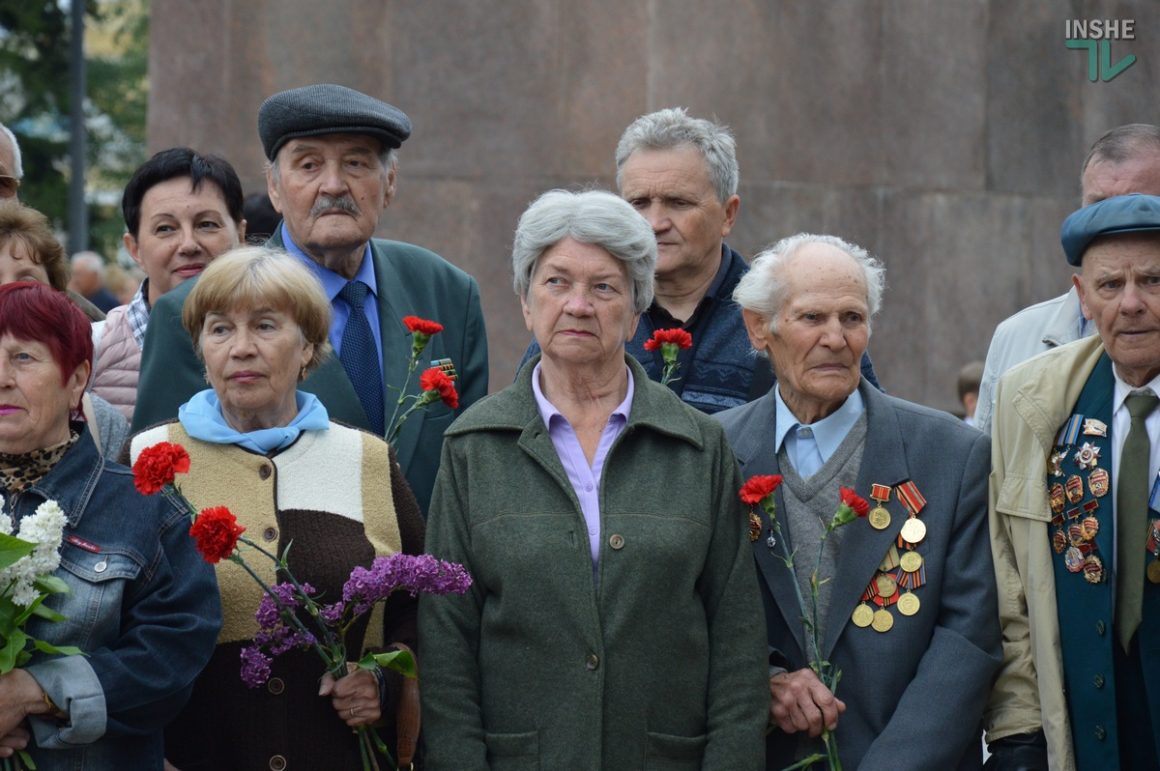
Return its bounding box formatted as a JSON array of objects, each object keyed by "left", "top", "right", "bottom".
[
  {"left": 419, "top": 355, "right": 767, "bottom": 770},
  {"left": 130, "top": 231, "right": 488, "bottom": 515}
]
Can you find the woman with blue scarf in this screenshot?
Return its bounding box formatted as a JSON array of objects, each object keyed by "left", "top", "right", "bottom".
[{"left": 130, "top": 246, "right": 424, "bottom": 770}]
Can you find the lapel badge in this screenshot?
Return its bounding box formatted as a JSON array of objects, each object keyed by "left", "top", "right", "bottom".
[
  {"left": 430, "top": 357, "right": 458, "bottom": 380},
  {"left": 1048, "top": 450, "right": 1066, "bottom": 477},
  {"left": 748, "top": 511, "right": 762, "bottom": 542},
  {"left": 1073, "top": 442, "right": 1101, "bottom": 470},
  {"left": 1065, "top": 475, "right": 1084, "bottom": 504},
  {"left": 1082, "top": 418, "right": 1107, "bottom": 437},
  {"left": 1088, "top": 468, "right": 1109, "bottom": 498}
]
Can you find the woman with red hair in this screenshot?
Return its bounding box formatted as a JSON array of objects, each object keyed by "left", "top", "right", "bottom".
[{"left": 0, "top": 281, "right": 220, "bottom": 769}]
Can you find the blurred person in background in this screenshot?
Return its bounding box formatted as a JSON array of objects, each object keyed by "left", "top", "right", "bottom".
[
  {"left": 0, "top": 122, "right": 22, "bottom": 200},
  {"left": 68, "top": 251, "right": 119, "bottom": 312},
  {"left": 958, "top": 360, "right": 984, "bottom": 426}
]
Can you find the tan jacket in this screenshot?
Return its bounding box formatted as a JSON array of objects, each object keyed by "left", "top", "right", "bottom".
[{"left": 986, "top": 334, "right": 1105, "bottom": 771}]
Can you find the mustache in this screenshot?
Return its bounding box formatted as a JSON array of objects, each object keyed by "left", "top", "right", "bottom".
[{"left": 310, "top": 195, "right": 360, "bottom": 217}]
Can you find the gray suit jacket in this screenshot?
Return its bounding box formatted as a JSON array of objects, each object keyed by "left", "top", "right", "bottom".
[{"left": 716, "top": 381, "right": 1001, "bottom": 770}]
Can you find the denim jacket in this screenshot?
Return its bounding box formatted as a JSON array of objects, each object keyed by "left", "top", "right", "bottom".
[{"left": 6, "top": 427, "right": 221, "bottom": 770}]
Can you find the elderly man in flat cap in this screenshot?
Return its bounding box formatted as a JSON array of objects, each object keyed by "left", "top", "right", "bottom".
[
  {"left": 987, "top": 194, "right": 1160, "bottom": 770},
  {"left": 131, "top": 84, "right": 488, "bottom": 515}
]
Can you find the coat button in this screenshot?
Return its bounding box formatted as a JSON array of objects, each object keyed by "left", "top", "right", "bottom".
[
  {"left": 93, "top": 560, "right": 107, "bottom": 574},
  {"left": 267, "top": 677, "right": 285, "bottom": 695},
  {"left": 1093, "top": 674, "right": 1105, "bottom": 689},
  {"left": 259, "top": 464, "right": 272, "bottom": 480},
  {"left": 262, "top": 527, "right": 278, "bottom": 543},
  {"left": 586, "top": 654, "right": 600, "bottom": 671},
  {"left": 608, "top": 534, "right": 625, "bottom": 550},
  {"left": 269, "top": 755, "right": 287, "bottom": 771},
  {"left": 1094, "top": 725, "right": 1106, "bottom": 741},
  {"left": 1095, "top": 620, "right": 1106, "bottom": 636}
]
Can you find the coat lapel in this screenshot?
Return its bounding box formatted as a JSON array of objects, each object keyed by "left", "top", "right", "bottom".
[
  {"left": 732, "top": 391, "right": 809, "bottom": 658},
  {"left": 820, "top": 383, "right": 912, "bottom": 658}
]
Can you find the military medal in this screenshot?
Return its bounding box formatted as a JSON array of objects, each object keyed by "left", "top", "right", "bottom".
[
  {"left": 868, "top": 483, "right": 892, "bottom": 531},
  {"left": 879, "top": 543, "right": 901, "bottom": 572},
  {"left": 1052, "top": 530, "right": 1068, "bottom": 553},
  {"left": 1081, "top": 516, "right": 1100, "bottom": 541},
  {"left": 1082, "top": 418, "right": 1107, "bottom": 437},
  {"left": 1065, "top": 475, "right": 1084, "bottom": 504},
  {"left": 875, "top": 573, "right": 898, "bottom": 597},
  {"left": 1067, "top": 523, "right": 1085, "bottom": 547},
  {"left": 900, "top": 518, "right": 926, "bottom": 545},
  {"left": 1064, "top": 545, "right": 1090, "bottom": 573},
  {"left": 1073, "top": 442, "right": 1101, "bottom": 470},
  {"left": 1148, "top": 520, "right": 1160, "bottom": 584},
  {"left": 1056, "top": 415, "right": 1083, "bottom": 446},
  {"left": 896, "top": 481, "right": 927, "bottom": 546},
  {"left": 1088, "top": 468, "right": 1109, "bottom": 498},
  {"left": 852, "top": 602, "right": 874, "bottom": 628},
  {"left": 871, "top": 608, "right": 894, "bottom": 633},
  {"left": 900, "top": 550, "right": 923, "bottom": 572},
  {"left": 1148, "top": 561, "right": 1160, "bottom": 585},
  {"left": 897, "top": 591, "right": 920, "bottom": 616},
  {"left": 1049, "top": 483, "right": 1065, "bottom": 514},
  {"left": 1049, "top": 450, "right": 1066, "bottom": 477},
  {"left": 748, "top": 512, "right": 762, "bottom": 542}
]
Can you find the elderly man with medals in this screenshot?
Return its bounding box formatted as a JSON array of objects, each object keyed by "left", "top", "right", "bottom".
[
  {"left": 987, "top": 194, "right": 1160, "bottom": 770},
  {"left": 715, "top": 233, "right": 1001, "bottom": 769}
]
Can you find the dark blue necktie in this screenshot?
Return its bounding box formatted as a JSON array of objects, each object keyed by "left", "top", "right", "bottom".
[{"left": 338, "top": 281, "right": 385, "bottom": 435}]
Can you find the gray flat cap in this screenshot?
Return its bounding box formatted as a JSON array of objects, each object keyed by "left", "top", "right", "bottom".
[
  {"left": 258, "top": 84, "right": 412, "bottom": 161},
  {"left": 1060, "top": 193, "right": 1160, "bottom": 266}
]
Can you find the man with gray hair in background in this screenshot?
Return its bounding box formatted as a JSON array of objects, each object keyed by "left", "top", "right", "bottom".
[
  {"left": 69, "top": 251, "right": 118, "bottom": 312},
  {"left": 520, "top": 108, "right": 880, "bottom": 411},
  {"left": 976, "top": 123, "right": 1160, "bottom": 433}
]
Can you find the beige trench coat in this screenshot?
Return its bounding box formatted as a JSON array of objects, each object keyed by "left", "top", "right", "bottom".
[{"left": 986, "top": 334, "right": 1106, "bottom": 771}]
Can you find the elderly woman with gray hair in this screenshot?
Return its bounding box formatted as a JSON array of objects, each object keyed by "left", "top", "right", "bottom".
[{"left": 419, "top": 189, "right": 767, "bottom": 770}]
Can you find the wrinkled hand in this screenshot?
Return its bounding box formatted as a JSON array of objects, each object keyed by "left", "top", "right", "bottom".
[
  {"left": 769, "top": 668, "right": 846, "bottom": 737},
  {"left": 0, "top": 725, "right": 29, "bottom": 758},
  {"left": 0, "top": 670, "right": 54, "bottom": 739},
  {"left": 319, "top": 664, "right": 381, "bottom": 728}
]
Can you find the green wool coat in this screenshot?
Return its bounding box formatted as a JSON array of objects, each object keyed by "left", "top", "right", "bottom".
[{"left": 419, "top": 355, "right": 767, "bottom": 771}]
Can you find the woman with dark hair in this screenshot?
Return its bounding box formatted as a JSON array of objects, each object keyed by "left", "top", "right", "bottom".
[
  {"left": 92, "top": 147, "right": 247, "bottom": 421},
  {"left": 0, "top": 281, "right": 219, "bottom": 769}
]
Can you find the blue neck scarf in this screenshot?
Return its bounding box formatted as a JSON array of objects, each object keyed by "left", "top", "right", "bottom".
[{"left": 179, "top": 389, "right": 331, "bottom": 454}]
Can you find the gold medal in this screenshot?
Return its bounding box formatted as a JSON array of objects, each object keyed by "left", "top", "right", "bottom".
[
  {"left": 1148, "top": 560, "right": 1160, "bottom": 585},
  {"left": 869, "top": 506, "right": 891, "bottom": 530},
  {"left": 871, "top": 608, "right": 894, "bottom": 633},
  {"left": 900, "top": 550, "right": 923, "bottom": 572},
  {"left": 875, "top": 573, "right": 898, "bottom": 597},
  {"left": 897, "top": 591, "right": 920, "bottom": 616},
  {"left": 900, "top": 518, "right": 927, "bottom": 545},
  {"left": 851, "top": 603, "right": 874, "bottom": 627}
]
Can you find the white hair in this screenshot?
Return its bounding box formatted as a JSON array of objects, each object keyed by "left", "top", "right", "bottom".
[
  {"left": 615, "top": 108, "right": 738, "bottom": 203},
  {"left": 71, "top": 251, "right": 106, "bottom": 277},
  {"left": 0, "top": 123, "right": 22, "bottom": 179},
  {"left": 733, "top": 233, "right": 886, "bottom": 333}
]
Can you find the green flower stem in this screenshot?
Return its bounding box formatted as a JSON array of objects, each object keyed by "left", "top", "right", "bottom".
[
  {"left": 384, "top": 337, "right": 430, "bottom": 442},
  {"left": 763, "top": 502, "right": 823, "bottom": 667},
  {"left": 386, "top": 391, "right": 438, "bottom": 444}
]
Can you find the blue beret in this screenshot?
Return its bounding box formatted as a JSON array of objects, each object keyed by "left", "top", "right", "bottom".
[
  {"left": 258, "top": 84, "right": 412, "bottom": 161},
  {"left": 1060, "top": 193, "right": 1160, "bottom": 266}
]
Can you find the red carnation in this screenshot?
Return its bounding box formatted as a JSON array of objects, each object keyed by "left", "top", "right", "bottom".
[
  {"left": 839, "top": 486, "right": 870, "bottom": 517},
  {"left": 419, "top": 366, "right": 460, "bottom": 409},
  {"left": 403, "top": 316, "right": 444, "bottom": 336},
  {"left": 739, "top": 475, "right": 784, "bottom": 506},
  {"left": 132, "top": 442, "right": 191, "bottom": 496},
  {"left": 190, "top": 506, "right": 246, "bottom": 564},
  {"left": 643, "top": 327, "right": 693, "bottom": 352}
]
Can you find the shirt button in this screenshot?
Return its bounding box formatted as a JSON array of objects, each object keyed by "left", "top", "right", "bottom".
[
  {"left": 259, "top": 464, "right": 272, "bottom": 480},
  {"left": 584, "top": 483, "right": 593, "bottom": 492},
  {"left": 1094, "top": 725, "right": 1106, "bottom": 741},
  {"left": 586, "top": 654, "right": 600, "bottom": 671},
  {"left": 262, "top": 527, "right": 278, "bottom": 543},
  {"left": 1093, "top": 674, "right": 1105, "bottom": 689},
  {"left": 269, "top": 755, "right": 287, "bottom": 771},
  {"left": 267, "top": 677, "right": 285, "bottom": 695},
  {"left": 608, "top": 534, "right": 625, "bottom": 550},
  {"left": 93, "top": 560, "right": 107, "bottom": 574},
  {"left": 1095, "top": 620, "right": 1106, "bottom": 636}
]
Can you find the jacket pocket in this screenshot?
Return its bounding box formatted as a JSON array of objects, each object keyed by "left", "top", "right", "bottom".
[
  {"left": 644, "top": 731, "right": 706, "bottom": 771},
  {"left": 484, "top": 730, "right": 539, "bottom": 771},
  {"left": 46, "top": 549, "right": 143, "bottom": 649}
]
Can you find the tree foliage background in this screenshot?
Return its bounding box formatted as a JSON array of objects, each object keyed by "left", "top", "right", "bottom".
[{"left": 0, "top": 0, "right": 148, "bottom": 258}]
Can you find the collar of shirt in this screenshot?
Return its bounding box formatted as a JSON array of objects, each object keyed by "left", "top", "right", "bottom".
[
  {"left": 644, "top": 243, "right": 730, "bottom": 329},
  {"left": 127, "top": 279, "right": 151, "bottom": 349},
  {"left": 531, "top": 361, "right": 634, "bottom": 431},
  {"left": 773, "top": 385, "right": 865, "bottom": 461},
  {"left": 279, "top": 222, "right": 377, "bottom": 300}
]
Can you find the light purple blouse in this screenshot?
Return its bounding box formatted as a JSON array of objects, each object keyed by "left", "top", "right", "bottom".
[{"left": 531, "top": 363, "right": 634, "bottom": 575}]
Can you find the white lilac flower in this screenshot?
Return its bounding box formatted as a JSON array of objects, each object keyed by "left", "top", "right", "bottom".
[{"left": 0, "top": 499, "right": 67, "bottom": 608}]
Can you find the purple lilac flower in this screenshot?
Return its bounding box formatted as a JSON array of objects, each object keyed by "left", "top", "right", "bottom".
[
  {"left": 342, "top": 553, "right": 473, "bottom": 615},
  {"left": 320, "top": 601, "right": 345, "bottom": 625},
  {"left": 240, "top": 645, "right": 272, "bottom": 688}
]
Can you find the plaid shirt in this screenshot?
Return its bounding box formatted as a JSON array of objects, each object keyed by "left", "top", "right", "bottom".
[{"left": 127, "top": 279, "right": 151, "bottom": 349}]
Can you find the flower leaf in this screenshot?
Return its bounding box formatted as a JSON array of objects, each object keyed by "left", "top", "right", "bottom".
[
  {"left": 0, "top": 629, "right": 27, "bottom": 672},
  {"left": 0, "top": 533, "right": 36, "bottom": 572},
  {"left": 33, "top": 575, "right": 69, "bottom": 595},
  {"left": 31, "top": 639, "right": 84, "bottom": 657},
  {"left": 366, "top": 648, "right": 417, "bottom": 678}
]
